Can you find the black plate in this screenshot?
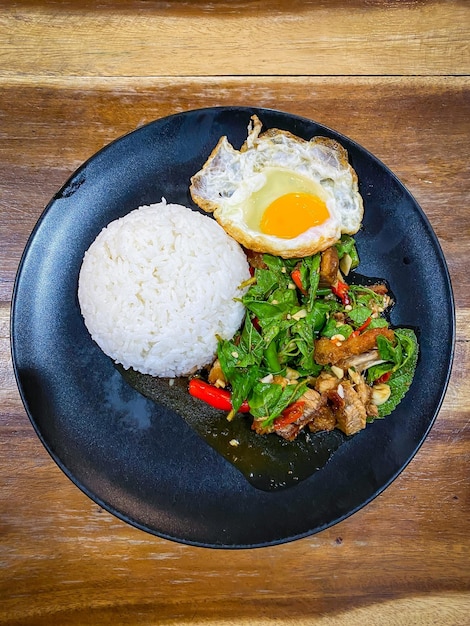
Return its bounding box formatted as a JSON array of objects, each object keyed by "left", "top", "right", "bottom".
[{"left": 11, "top": 107, "right": 454, "bottom": 548}]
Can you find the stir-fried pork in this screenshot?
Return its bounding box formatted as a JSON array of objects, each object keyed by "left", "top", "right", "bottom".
[
  {"left": 314, "top": 328, "right": 395, "bottom": 366},
  {"left": 319, "top": 247, "right": 340, "bottom": 286},
  {"left": 274, "top": 389, "right": 326, "bottom": 441},
  {"left": 270, "top": 367, "right": 379, "bottom": 440},
  {"left": 333, "top": 381, "right": 367, "bottom": 435}
]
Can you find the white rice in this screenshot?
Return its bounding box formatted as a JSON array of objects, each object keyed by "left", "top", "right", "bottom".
[{"left": 78, "top": 201, "right": 251, "bottom": 377}]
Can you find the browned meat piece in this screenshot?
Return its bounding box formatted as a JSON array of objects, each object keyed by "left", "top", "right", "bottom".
[
  {"left": 243, "top": 248, "right": 267, "bottom": 269},
  {"left": 366, "top": 401, "right": 378, "bottom": 419},
  {"left": 207, "top": 359, "right": 226, "bottom": 387},
  {"left": 349, "top": 369, "right": 379, "bottom": 418},
  {"left": 334, "top": 380, "right": 367, "bottom": 435},
  {"left": 308, "top": 404, "right": 337, "bottom": 433},
  {"left": 253, "top": 366, "right": 378, "bottom": 441},
  {"left": 314, "top": 328, "right": 395, "bottom": 366},
  {"left": 274, "top": 388, "right": 326, "bottom": 441},
  {"left": 319, "top": 246, "right": 340, "bottom": 286},
  {"left": 314, "top": 371, "right": 339, "bottom": 394},
  {"left": 302, "top": 388, "right": 325, "bottom": 416}
]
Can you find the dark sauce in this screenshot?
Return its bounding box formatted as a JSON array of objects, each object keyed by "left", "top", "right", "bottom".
[{"left": 118, "top": 368, "right": 348, "bottom": 491}]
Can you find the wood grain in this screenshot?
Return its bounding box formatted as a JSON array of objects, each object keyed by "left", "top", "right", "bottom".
[
  {"left": 1, "top": 1, "right": 469, "bottom": 623},
  {"left": 0, "top": 1, "right": 469, "bottom": 77}
]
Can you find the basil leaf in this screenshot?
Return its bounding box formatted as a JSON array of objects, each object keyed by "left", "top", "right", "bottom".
[
  {"left": 321, "top": 318, "right": 353, "bottom": 339},
  {"left": 348, "top": 305, "right": 372, "bottom": 326},
  {"left": 230, "top": 365, "right": 262, "bottom": 414},
  {"left": 335, "top": 234, "right": 356, "bottom": 258},
  {"left": 375, "top": 328, "right": 419, "bottom": 419},
  {"left": 260, "top": 381, "right": 308, "bottom": 427},
  {"left": 217, "top": 337, "right": 244, "bottom": 378},
  {"left": 307, "top": 303, "right": 329, "bottom": 333},
  {"left": 244, "top": 300, "right": 286, "bottom": 323},
  {"left": 238, "top": 315, "right": 264, "bottom": 366},
  {"left": 366, "top": 363, "right": 392, "bottom": 384},
  {"left": 269, "top": 287, "right": 298, "bottom": 307},
  {"left": 368, "top": 317, "right": 389, "bottom": 329},
  {"left": 249, "top": 382, "right": 284, "bottom": 418},
  {"left": 248, "top": 268, "right": 279, "bottom": 299},
  {"left": 376, "top": 334, "right": 399, "bottom": 363}
]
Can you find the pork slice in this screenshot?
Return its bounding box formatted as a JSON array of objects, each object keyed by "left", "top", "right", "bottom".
[
  {"left": 319, "top": 247, "right": 340, "bottom": 286},
  {"left": 274, "top": 389, "right": 326, "bottom": 441},
  {"left": 334, "top": 381, "right": 367, "bottom": 435},
  {"left": 308, "top": 405, "right": 337, "bottom": 433},
  {"left": 314, "top": 371, "right": 339, "bottom": 394},
  {"left": 314, "top": 328, "right": 395, "bottom": 366}
]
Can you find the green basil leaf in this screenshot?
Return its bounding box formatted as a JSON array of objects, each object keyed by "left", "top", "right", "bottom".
[
  {"left": 239, "top": 314, "right": 264, "bottom": 363},
  {"left": 244, "top": 300, "right": 285, "bottom": 323},
  {"left": 376, "top": 334, "right": 399, "bottom": 363},
  {"left": 321, "top": 319, "right": 353, "bottom": 339},
  {"left": 270, "top": 287, "right": 298, "bottom": 307},
  {"left": 260, "top": 381, "right": 308, "bottom": 427},
  {"left": 373, "top": 328, "right": 419, "bottom": 419},
  {"left": 366, "top": 363, "right": 392, "bottom": 384},
  {"left": 335, "top": 234, "right": 356, "bottom": 258},
  {"left": 217, "top": 337, "right": 244, "bottom": 379},
  {"left": 348, "top": 305, "right": 372, "bottom": 326},
  {"left": 368, "top": 317, "right": 389, "bottom": 329},
  {"left": 249, "top": 382, "right": 284, "bottom": 418},
  {"left": 230, "top": 365, "right": 262, "bottom": 414}
]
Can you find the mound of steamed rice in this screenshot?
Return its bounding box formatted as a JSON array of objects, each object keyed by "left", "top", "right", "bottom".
[{"left": 78, "top": 201, "right": 251, "bottom": 377}]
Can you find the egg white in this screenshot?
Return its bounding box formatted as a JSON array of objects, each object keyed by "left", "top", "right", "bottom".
[{"left": 190, "top": 115, "right": 363, "bottom": 258}]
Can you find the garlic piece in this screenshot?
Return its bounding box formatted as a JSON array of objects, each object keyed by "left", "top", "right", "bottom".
[
  {"left": 331, "top": 365, "right": 344, "bottom": 379},
  {"left": 340, "top": 253, "right": 352, "bottom": 276},
  {"left": 372, "top": 383, "right": 391, "bottom": 406}
]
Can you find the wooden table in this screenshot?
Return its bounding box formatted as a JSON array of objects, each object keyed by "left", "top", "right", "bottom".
[{"left": 1, "top": 2, "right": 469, "bottom": 624}]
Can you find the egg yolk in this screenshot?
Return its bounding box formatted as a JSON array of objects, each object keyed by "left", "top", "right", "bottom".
[{"left": 260, "top": 192, "right": 330, "bottom": 239}]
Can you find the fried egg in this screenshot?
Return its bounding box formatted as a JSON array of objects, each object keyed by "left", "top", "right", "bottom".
[{"left": 190, "top": 115, "right": 364, "bottom": 258}]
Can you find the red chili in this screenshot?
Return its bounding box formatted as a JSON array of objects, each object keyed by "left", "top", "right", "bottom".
[
  {"left": 351, "top": 316, "right": 372, "bottom": 337},
  {"left": 188, "top": 379, "right": 250, "bottom": 413},
  {"left": 331, "top": 280, "right": 350, "bottom": 306},
  {"left": 291, "top": 268, "right": 307, "bottom": 295},
  {"left": 273, "top": 401, "right": 305, "bottom": 430},
  {"left": 375, "top": 371, "right": 391, "bottom": 384}
]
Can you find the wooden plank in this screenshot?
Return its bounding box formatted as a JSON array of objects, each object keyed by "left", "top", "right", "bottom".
[{"left": 0, "top": 1, "right": 468, "bottom": 77}]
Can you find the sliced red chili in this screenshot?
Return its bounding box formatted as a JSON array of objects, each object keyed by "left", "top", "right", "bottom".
[
  {"left": 291, "top": 268, "right": 307, "bottom": 295},
  {"left": 188, "top": 379, "right": 250, "bottom": 413},
  {"left": 351, "top": 316, "right": 372, "bottom": 337},
  {"left": 273, "top": 401, "right": 305, "bottom": 430},
  {"left": 331, "top": 280, "right": 350, "bottom": 306}
]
